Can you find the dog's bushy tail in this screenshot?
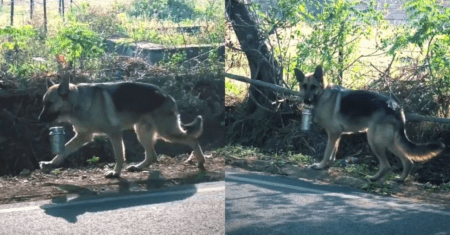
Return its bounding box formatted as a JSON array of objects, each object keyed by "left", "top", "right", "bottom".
[
  {"left": 181, "top": 115, "right": 203, "bottom": 139},
  {"left": 396, "top": 124, "right": 445, "bottom": 162}
]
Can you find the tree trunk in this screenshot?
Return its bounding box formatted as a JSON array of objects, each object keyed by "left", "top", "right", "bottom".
[
  {"left": 10, "top": 0, "right": 13, "bottom": 26},
  {"left": 43, "top": 0, "right": 47, "bottom": 35},
  {"left": 226, "top": 0, "right": 283, "bottom": 115},
  {"left": 337, "top": 23, "right": 345, "bottom": 85},
  {"left": 62, "top": 0, "right": 65, "bottom": 19},
  {"left": 30, "top": 0, "right": 34, "bottom": 19}
]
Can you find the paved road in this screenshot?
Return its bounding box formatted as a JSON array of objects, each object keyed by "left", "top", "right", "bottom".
[
  {"left": 0, "top": 181, "right": 225, "bottom": 235},
  {"left": 226, "top": 169, "right": 450, "bottom": 235}
]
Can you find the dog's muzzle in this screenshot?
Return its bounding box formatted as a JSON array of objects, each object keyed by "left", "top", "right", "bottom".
[
  {"left": 38, "top": 109, "right": 60, "bottom": 123},
  {"left": 303, "top": 93, "right": 315, "bottom": 105}
]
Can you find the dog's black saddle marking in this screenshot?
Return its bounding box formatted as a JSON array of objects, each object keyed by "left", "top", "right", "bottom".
[
  {"left": 340, "top": 90, "right": 400, "bottom": 118},
  {"left": 110, "top": 82, "right": 168, "bottom": 114}
]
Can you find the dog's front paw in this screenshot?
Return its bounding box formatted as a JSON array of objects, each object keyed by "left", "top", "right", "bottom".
[
  {"left": 104, "top": 171, "right": 121, "bottom": 178},
  {"left": 309, "top": 163, "right": 327, "bottom": 170},
  {"left": 126, "top": 165, "right": 142, "bottom": 172},
  {"left": 364, "top": 176, "right": 374, "bottom": 183},
  {"left": 364, "top": 175, "right": 381, "bottom": 183},
  {"left": 39, "top": 161, "right": 55, "bottom": 172}
]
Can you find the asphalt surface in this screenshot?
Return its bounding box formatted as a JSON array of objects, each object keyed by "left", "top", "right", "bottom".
[
  {"left": 225, "top": 168, "right": 450, "bottom": 235},
  {"left": 0, "top": 181, "right": 225, "bottom": 235}
]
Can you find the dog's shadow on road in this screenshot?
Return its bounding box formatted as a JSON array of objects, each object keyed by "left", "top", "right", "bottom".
[{"left": 40, "top": 171, "right": 197, "bottom": 223}]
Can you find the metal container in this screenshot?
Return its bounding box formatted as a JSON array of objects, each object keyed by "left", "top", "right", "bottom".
[
  {"left": 49, "top": 126, "right": 65, "bottom": 154},
  {"left": 301, "top": 108, "right": 312, "bottom": 131}
]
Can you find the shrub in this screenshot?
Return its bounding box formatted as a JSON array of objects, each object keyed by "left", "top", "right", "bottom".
[{"left": 47, "top": 23, "right": 106, "bottom": 68}]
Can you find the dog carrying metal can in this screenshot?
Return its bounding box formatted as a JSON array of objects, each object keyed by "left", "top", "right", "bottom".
[
  {"left": 301, "top": 108, "right": 312, "bottom": 131},
  {"left": 49, "top": 127, "right": 65, "bottom": 154}
]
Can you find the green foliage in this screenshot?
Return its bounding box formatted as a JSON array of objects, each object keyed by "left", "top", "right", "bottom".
[
  {"left": 342, "top": 163, "right": 373, "bottom": 177},
  {"left": 388, "top": 0, "right": 450, "bottom": 54},
  {"left": 47, "top": 23, "right": 106, "bottom": 65},
  {"left": 286, "top": 151, "right": 310, "bottom": 165},
  {"left": 128, "top": 25, "right": 162, "bottom": 43},
  {"left": 442, "top": 182, "right": 450, "bottom": 191},
  {"left": 200, "top": 0, "right": 224, "bottom": 21},
  {"left": 67, "top": 2, "right": 126, "bottom": 37},
  {"left": 294, "top": 0, "right": 385, "bottom": 84},
  {"left": 0, "top": 26, "right": 48, "bottom": 77},
  {"left": 87, "top": 156, "right": 100, "bottom": 165},
  {"left": 128, "top": 0, "right": 196, "bottom": 22},
  {"left": 389, "top": 0, "right": 450, "bottom": 116},
  {"left": 51, "top": 168, "right": 61, "bottom": 175},
  {"left": 216, "top": 145, "right": 266, "bottom": 160},
  {"left": 250, "top": 0, "right": 311, "bottom": 30},
  {"left": 226, "top": 81, "right": 240, "bottom": 95},
  {"left": 7, "top": 63, "right": 46, "bottom": 77},
  {"left": 128, "top": 0, "right": 222, "bottom": 22},
  {"left": 159, "top": 51, "right": 187, "bottom": 72},
  {"left": 273, "top": 152, "right": 286, "bottom": 165},
  {"left": 0, "top": 25, "right": 37, "bottom": 50},
  {"left": 361, "top": 182, "right": 393, "bottom": 195}
]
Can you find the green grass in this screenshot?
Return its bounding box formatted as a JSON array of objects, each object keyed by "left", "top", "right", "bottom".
[
  {"left": 0, "top": 0, "right": 224, "bottom": 78},
  {"left": 361, "top": 182, "right": 394, "bottom": 195},
  {"left": 51, "top": 168, "right": 61, "bottom": 176},
  {"left": 286, "top": 152, "right": 310, "bottom": 165},
  {"left": 216, "top": 145, "right": 269, "bottom": 160},
  {"left": 225, "top": 79, "right": 248, "bottom": 103},
  {"left": 338, "top": 163, "right": 397, "bottom": 182},
  {"left": 87, "top": 156, "right": 100, "bottom": 165},
  {"left": 441, "top": 182, "right": 450, "bottom": 191},
  {"left": 216, "top": 145, "right": 310, "bottom": 166}
]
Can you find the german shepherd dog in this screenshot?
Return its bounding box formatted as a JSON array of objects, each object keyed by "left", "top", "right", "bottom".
[
  {"left": 295, "top": 66, "right": 445, "bottom": 182},
  {"left": 38, "top": 75, "right": 206, "bottom": 178}
]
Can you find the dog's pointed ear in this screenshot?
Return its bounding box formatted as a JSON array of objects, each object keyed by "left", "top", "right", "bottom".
[
  {"left": 294, "top": 68, "right": 305, "bottom": 84},
  {"left": 314, "top": 66, "right": 323, "bottom": 80},
  {"left": 314, "top": 66, "right": 324, "bottom": 85},
  {"left": 58, "top": 75, "right": 70, "bottom": 96}
]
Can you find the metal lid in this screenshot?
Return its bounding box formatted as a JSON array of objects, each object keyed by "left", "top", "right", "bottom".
[
  {"left": 49, "top": 126, "right": 65, "bottom": 133},
  {"left": 302, "top": 109, "right": 312, "bottom": 115}
]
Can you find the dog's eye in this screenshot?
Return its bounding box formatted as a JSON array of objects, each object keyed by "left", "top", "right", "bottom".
[
  {"left": 302, "top": 84, "right": 307, "bottom": 90},
  {"left": 310, "top": 85, "right": 316, "bottom": 90}
]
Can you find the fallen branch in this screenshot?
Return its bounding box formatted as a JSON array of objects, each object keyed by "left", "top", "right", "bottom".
[
  {"left": 225, "top": 73, "right": 302, "bottom": 97},
  {"left": 405, "top": 113, "right": 450, "bottom": 123},
  {"left": 0, "top": 89, "right": 30, "bottom": 98},
  {"left": 225, "top": 73, "right": 450, "bottom": 124}
]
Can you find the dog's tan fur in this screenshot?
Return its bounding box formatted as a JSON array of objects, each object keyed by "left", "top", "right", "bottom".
[
  {"left": 39, "top": 75, "right": 206, "bottom": 178},
  {"left": 295, "top": 66, "right": 445, "bottom": 182}
]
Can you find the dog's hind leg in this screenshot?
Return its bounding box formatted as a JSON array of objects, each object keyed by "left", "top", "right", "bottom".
[
  {"left": 158, "top": 126, "right": 206, "bottom": 169},
  {"left": 310, "top": 132, "right": 341, "bottom": 169},
  {"left": 127, "top": 123, "right": 157, "bottom": 172},
  {"left": 105, "top": 132, "right": 125, "bottom": 178},
  {"left": 387, "top": 144, "right": 414, "bottom": 182},
  {"left": 183, "top": 140, "right": 206, "bottom": 166},
  {"left": 366, "top": 123, "right": 393, "bottom": 182},
  {"left": 150, "top": 97, "right": 206, "bottom": 169},
  {"left": 153, "top": 113, "right": 206, "bottom": 169},
  {"left": 330, "top": 139, "right": 340, "bottom": 162},
  {"left": 40, "top": 132, "right": 92, "bottom": 171}
]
